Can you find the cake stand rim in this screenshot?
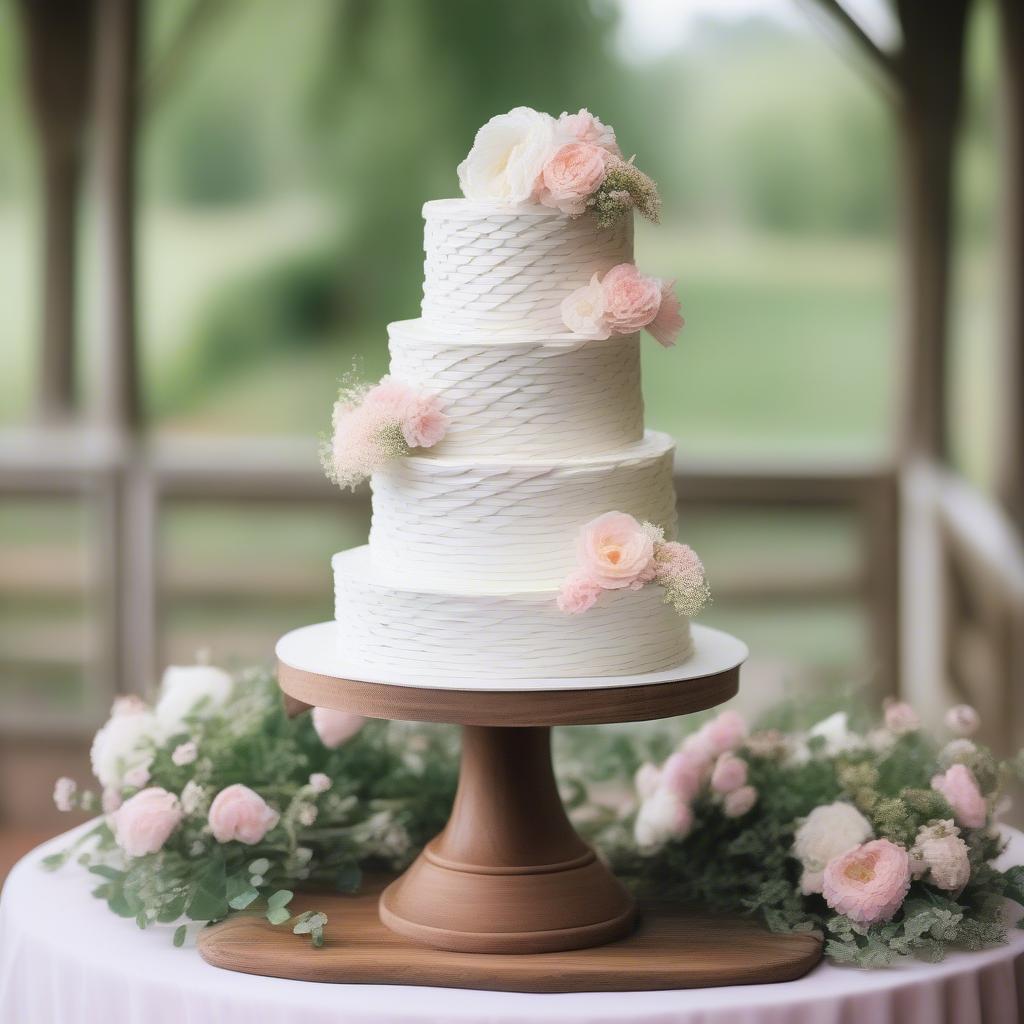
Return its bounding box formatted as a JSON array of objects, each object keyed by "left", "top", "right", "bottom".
[{"left": 275, "top": 620, "right": 746, "bottom": 694}]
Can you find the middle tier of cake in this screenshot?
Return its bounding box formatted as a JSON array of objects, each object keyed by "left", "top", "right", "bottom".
[{"left": 368, "top": 431, "right": 677, "bottom": 589}]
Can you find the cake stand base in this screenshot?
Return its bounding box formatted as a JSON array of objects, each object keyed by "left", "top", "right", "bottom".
[{"left": 198, "top": 881, "right": 823, "bottom": 992}]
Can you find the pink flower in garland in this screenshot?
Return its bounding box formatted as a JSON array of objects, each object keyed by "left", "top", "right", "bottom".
[
  {"left": 561, "top": 263, "right": 684, "bottom": 348},
  {"left": 538, "top": 142, "right": 612, "bottom": 217},
  {"left": 931, "top": 763, "right": 987, "bottom": 829},
  {"left": 556, "top": 569, "right": 602, "bottom": 615},
  {"left": 822, "top": 839, "right": 911, "bottom": 926},
  {"left": 322, "top": 374, "right": 449, "bottom": 491},
  {"left": 710, "top": 752, "right": 748, "bottom": 795},
  {"left": 558, "top": 108, "right": 621, "bottom": 155}
]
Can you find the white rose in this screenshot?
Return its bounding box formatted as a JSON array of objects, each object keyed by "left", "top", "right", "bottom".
[
  {"left": 155, "top": 664, "right": 232, "bottom": 730},
  {"left": 808, "top": 712, "right": 864, "bottom": 756},
  {"left": 911, "top": 820, "right": 971, "bottom": 890},
  {"left": 457, "top": 106, "right": 558, "bottom": 204},
  {"left": 90, "top": 709, "right": 160, "bottom": 788},
  {"left": 633, "top": 761, "right": 662, "bottom": 800},
  {"left": 792, "top": 801, "right": 873, "bottom": 894},
  {"left": 633, "top": 787, "right": 692, "bottom": 854},
  {"left": 561, "top": 273, "right": 610, "bottom": 338}
]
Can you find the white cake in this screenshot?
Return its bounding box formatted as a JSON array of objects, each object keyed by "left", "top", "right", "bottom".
[{"left": 329, "top": 108, "right": 697, "bottom": 682}]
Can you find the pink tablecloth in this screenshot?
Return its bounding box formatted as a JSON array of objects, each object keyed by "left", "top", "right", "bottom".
[{"left": 2, "top": 823, "right": 1022, "bottom": 1024}]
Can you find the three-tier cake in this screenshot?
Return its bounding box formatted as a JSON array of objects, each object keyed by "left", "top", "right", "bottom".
[{"left": 326, "top": 107, "right": 707, "bottom": 682}]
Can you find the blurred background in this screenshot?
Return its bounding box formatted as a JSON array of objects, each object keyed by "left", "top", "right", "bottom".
[{"left": 1, "top": 0, "right": 1021, "bottom": 868}]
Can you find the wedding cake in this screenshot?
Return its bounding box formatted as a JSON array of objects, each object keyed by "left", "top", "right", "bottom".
[{"left": 325, "top": 106, "right": 709, "bottom": 682}]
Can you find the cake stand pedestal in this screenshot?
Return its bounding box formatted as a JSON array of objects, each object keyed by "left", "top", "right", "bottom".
[{"left": 199, "top": 622, "right": 823, "bottom": 990}]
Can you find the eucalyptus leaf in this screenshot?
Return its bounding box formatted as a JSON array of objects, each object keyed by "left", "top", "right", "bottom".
[
  {"left": 173, "top": 924, "right": 187, "bottom": 948},
  {"left": 228, "top": 888, "right": 260, "bottom": 911},
  {"left": 266, "top": 906, "right": 291, "bottom": 926},
  {"left": 267, "top": 889, "right": 293, "bottom": 911}
]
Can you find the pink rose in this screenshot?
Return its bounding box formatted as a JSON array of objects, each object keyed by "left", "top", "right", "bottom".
[
  {"left": 710, "top": 753, "right": 748, "bottom": 795},
  {"left": 538, "top": 142, "right": 609, "bottom": 216},
  {"left": 401, "top": 392, "right": 449, "bottom": 449},
  {"left": 931, "top": 763, "right": 987, "bottom": 828},
  {"left": 113, "top": 787, "right": 183, "bottom": 858},
  {"left": 647, "top": 281, "right": 684, "bottom": 348},
  {"left": 558, "top": 108, "right": 620, "bottom": 154},
  {"left": 312, "top": 706, "right": 366, "bottom": 748},
  {"left": 576, "top": 511, "right": 656, "bottom": 590},
  {"left": 600, "top": 264, "right": 663, "bottom": 335},
  {"left": 723, "top": 785, "right": 758, "bottom": 818},
  {"left": 701, "top": 710, "right": 748, "bottom": 757},
  {"left": 945, "top": 704, "right": 980, "bottom": 737},
  {"left": 557, "top": 569, "right": 602, "bottom": 614},
  {"left": 822, "top": 839, "right": 911, "bottom": 925},
  {"left": 208, "top": 784, "right": 280, "bottom": 845},
  {"left": 661, "top": 750, "right": 708, "bottom": 802},
  {"left": 883, "top": 699, "right": 919, "bottom": 734}
]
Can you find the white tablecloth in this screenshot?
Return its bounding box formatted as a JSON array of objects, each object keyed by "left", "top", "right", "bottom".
[{"left": 2, "top": 823, "right": 1023, "bottom": 1024}]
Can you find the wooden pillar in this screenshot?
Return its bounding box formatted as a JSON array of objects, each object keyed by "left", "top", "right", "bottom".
[
  {"left": 93, "top": 0, "right": 141, "bottom": 432},
  {"left": 16, "top": 0, "right": 97, "bottom": 423},
  {"left": 997, "top": 0, "right": 1024, "bottom": 531}
]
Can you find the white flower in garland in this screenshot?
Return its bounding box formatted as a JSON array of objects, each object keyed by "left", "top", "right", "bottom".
[
  {"left": 792, "top": 801, "right": 874, "bottom": 895},
  {"left": 911, "top": 820, "right": 971, "bottom": 891},
  {"left": 155, "top": 664, "right": 233, "bottom": 731},
  {"left": 90, "top": 701, "right": 161, "bottom": 789}
]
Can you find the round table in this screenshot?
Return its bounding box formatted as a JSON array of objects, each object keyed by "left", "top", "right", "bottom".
[{"left": 2, "top": 823, "right": 1022, "bottom": 1024}]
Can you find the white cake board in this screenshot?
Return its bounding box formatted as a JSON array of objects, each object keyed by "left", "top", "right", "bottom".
[{"left": 276, "top": 621, "right": 747, "bottom": 693}]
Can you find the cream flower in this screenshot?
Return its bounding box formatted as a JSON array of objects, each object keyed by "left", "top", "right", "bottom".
[
  {"left": 808, "top": 712, "right": 864, "bottom": 756},
  {"left": 911, "top": 820, "right": 971, "bottom": 891},
  {"left": 792, "top": 801, "right": 874, "bottom": 895},
  {"left": 561, "top": 273, "right": 610, "bottom": 338},
  {"left": 457, "top": 106, "right": 558, "bottom": 204},
  {"left": 155, "top": 664, "right": 233, "bottom": 731},
  {"left": 634, "top": 787, "right": 692, "bottom": 853},
  {"left": 90, "top": 708, "right": 160, "bottom": 789}
]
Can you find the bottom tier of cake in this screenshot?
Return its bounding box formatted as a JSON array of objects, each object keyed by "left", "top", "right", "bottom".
[{"left": 332, "top": 546, "right": 692, "bottom": 680}]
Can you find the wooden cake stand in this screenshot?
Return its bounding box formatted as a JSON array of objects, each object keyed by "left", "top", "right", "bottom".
[{"left": 199, "top": 622, "right": 823, "bottom": 991}]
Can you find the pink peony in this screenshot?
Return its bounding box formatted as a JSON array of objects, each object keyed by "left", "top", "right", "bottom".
[
  {"left": 113, "top": 787, "right": 183, "bottom": 857},
  {"left": 883, "top": 699, "right": 920, "bottom": 734},
  {"left": 822, "top": 839, "right": 912, "bottom": 925},
  {"left": 538, "top": 142, "right": 609, "bottom": 216},
  {"left": 723, "top": 785, "right": 758, "bottom": 818},
  {"left": 557, "top": 569, "right": 602, "bottom": 614},
  {"left": 601, "top": 264, "right": 664, "bottom": 335},
  {"left": 661, "top": 750, "right": 708, "bottom": 802},
  {"left": 646, "top": 282, "right": 684, "bottom": 348},
  {"left": 312, "top": 706, "right": 366, "bottom": 749},
  {"left": 945, "top": 704, "right": 980, "bottom": 737},
  {"left": 208, "top": 784, "right": 280, "bottom": 845},
  {"left": 576, "top": 511, "right": 656, "bottom": 590},
  {"left": 558, "top": 108, "right": 620, "bottom": 155},
  {"left": 710, "top": 753, "right": 748, "bottom": 795},
  {"left": 401, "top": 392, "right": 449, "bottom": 449},
  {"left": 931, "top": 763, "right": 987, "bottom": 828},
  {"left": 701, "top": 710, "right": 748, "bottom": 757}
]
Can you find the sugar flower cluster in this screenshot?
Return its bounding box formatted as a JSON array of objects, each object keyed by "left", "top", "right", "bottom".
[
  {"left": 634, "top": 710, "right": 755, "bottom": 852},
  {"left": 557, "top": 511, "right": 710, "bottom": 617},
  {"left": 322, "top": 373, "right": 449, "bottom": 491},
  {"left": 561, "top": 263, "right": 684, "bottom": 348},
  {"left": 457, "top": 106, "right": 660, "bottom": 226}
]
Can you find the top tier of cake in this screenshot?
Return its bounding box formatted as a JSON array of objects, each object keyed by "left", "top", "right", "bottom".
[{"left": 422, "top": 199, "right": 633, "bottom": 337}]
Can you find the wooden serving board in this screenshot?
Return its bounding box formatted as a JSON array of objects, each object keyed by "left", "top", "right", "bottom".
[{"left": 198, "top": 882, "right": 823, "bottom": 993}]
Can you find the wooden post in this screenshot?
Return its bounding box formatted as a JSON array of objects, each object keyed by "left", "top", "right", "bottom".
[
  {"left": 93, "top": 0, "right": 141, "bottom": 432},
  {"left": 16, "top": 0, "right": 96, "bottom": 423},
  {"left": 997, "top": 0, "right": 1024, "bottom": 531}
]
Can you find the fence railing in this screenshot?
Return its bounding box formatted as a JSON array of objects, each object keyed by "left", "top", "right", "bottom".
[{"left": 1, "top": 428, "right": 901, "bottom": 735}]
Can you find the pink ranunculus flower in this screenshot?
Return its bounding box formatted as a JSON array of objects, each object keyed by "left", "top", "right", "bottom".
[
  {"left": 312, "top": 706, "right": 366, "bottom": 749},
  {"left": 710, "top": 753, "right": 748, "bottom": 795},
  {"left": 558, "top": 108, "right": 620, "bottom": 155},
  {"left": 883, "top": 699, "right": 920, "bottom": 734},
  {"left": 113, "top": 787, "right": 183, "bottom": 858},
  {"left": 701, "top": 710, "right": 748, "bottom": 757},
  {"left": 576, "top": 511, "right": 656, "bottom": 590},
  {"left": 401, "top": 392, "right": 450, "bottom": 449},
  {"left": 557, "top": 569, "right": 602, "bottom": 614},
  {"left": 647, "top": 281, "right": 684, "bottom": 348},
  {"left": 680, "top": 728, "right": 717, "bottom": 762},
  {"left": 723, "top": 784, "right": 758, "bottom": 818},
  {"left": 600, "top": 264, "right": 664, "bottom": 335},
  {"left": 538, "top": 142, "right": 609, "bottom": 217},
  {"left": 661, "top": 750, "right": 708, "bottom": 802},
  {"left": 931, "top": 763, "right": 987, "bottom": 828},
  {"left": 208, "top": 784, "right": 280, "bottom": 845},
  {"left": 822, "top": 839, "right": 911, "bottom": 926},
  {"left": 945, "top": 704, "right": 980, "bottom": 737}
]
